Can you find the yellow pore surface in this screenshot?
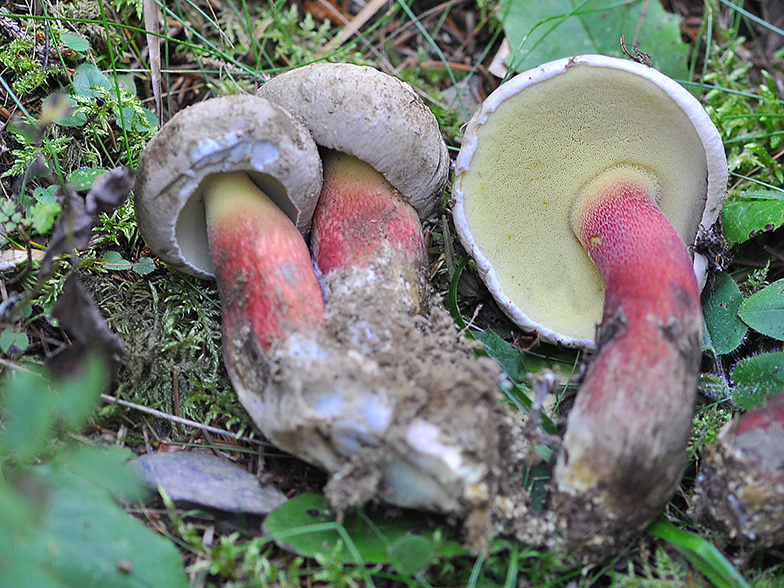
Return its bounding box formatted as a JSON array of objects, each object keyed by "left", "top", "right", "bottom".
[
  {"left": 201, "top": 171, "right": 282, "bottom": 229},
  {"left": 460, "top": 64, "right": 709, "bottom": 342}
]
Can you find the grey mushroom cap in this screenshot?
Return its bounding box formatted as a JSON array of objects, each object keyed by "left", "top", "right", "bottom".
[
  {"left": 257, "top": 63, "right": 449, "bottom": 219},
  {"left": 134, "top": 94, "right": 323, "bottom": 279}
]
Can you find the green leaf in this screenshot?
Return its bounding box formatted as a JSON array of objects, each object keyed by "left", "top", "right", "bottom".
[
  {"left": 0, "top": 566, "right": 66, "bottom": 588},
  {"left": 0, "top": 357, "right": 107, "bottom": 461},
  {"left": 499, "top": 0, "right": 688, "bottom": 80},
  {"left": 738, "top": 278, "right": 784, "bottom": 340},
  {"left": 386, "top": 535, "right": 436, "bottom": 576},
  {"left": 67, "top": 168, "right": 106, "bottom": 190},
  {"left": 59, "top": 33, "right": 89, "bottom": 53},
  {"left": 721, "top": 191, "right": 784, "bottom": 246},
  {"left": 71, "top": 64, "right": 112, "bottom": 99},
  {"left": 647, "top": 517, "right": 750, "bottom": 588},
  {"left": 132, "top": 257, "right": 156, "bottom": 276},
  {"left": 702, "top": 272, "right": 747, "bottom": 354},
  {"left": 28, "top": 466, "right": 190, "bottom": 588},
  {"left": 474, "top": 329, "right": 527, "bottom": 382},
  {"left": 39, "top": 93, "right": 76, "bottom": 126},
  {"left": 0, "top": 475, "right": 37, "bottom": 535},
  {"left": 57, "top": 97, "right": 87, "bottom": 127},
  {"left": 33, "top": 186, "right": 58, "bottom": 204},
  {"left": 53, "top": 445, "right": 147, "bottom": 504},
  {"left": 0, "top": 329, "right": 29, "bottom": 353},
  {"left": 51, "top": 355, "right": 107, "bottom": 429},
  {"left": 103, "top": 251, "right": 132, "bottom": 271},
  {"left": 30, "top": 201, "right": 61, "bottom": 235},
  {"left": 731, "top": 352, "right": 784, "bottom": 409},
  {"left": 264, "top": 493, "right": 465, "bottom": 571},
  {"left": 0, "top": 368, "right": 56, "bottom": 462},
  {"left": 446, "top": 258, "right": 471, "bottom": 330}
]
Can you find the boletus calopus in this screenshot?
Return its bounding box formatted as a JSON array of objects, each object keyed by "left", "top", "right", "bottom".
[
  {"left": 135, "top": 94, "right": 416, "bottom": 506},
  {"left": 453, "top": 55, "right": 727, "bottom": 555},
  {"left": 133, "top": 95, "right": 353, "bottom": 469},
  {"left": 257, "top": 62, "right": 449, "bottom": 317},
  {"left": 257, "top": 64, "right": 521, "bottom": 521}
]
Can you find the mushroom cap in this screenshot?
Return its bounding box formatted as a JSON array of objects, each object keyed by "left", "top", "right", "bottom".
[
  {"left": 256, "top": 62, "right": 449, "bottom": 219},
  {"left": 134, "top": 94, "right": 323, "bottom": 279},
  {"left": 453, "top": 55, "right": 727, "bottom": 348}
]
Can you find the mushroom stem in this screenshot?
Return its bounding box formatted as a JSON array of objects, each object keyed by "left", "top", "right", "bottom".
[
  {"left": 202, "top": 171, "right": 325, "bottom": 353},
  {"left": 555, "top": 166, "right": 702, "bottom": 549},
  {"left": 311, "top": 150, "right": 429, "bottom": 314},
  {"left": 691, "top": 389, "right": 784, "bottom": 545}
]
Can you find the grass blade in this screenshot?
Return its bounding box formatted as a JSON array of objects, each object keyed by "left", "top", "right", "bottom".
[{"left": 647, "top": 517, "right": 750, "bottom": 588}]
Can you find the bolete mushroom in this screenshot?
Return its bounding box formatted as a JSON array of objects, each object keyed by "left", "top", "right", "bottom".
[
  {"left": 135, "top": 84, "right": 512, "bottom": 524},
  {"left": 453, "top": 55, "right": 727, "bottom": 555},
  {"left": 691, "top": 390, "right": 784, "bottom": 546},
  {"left": 134, "top": 94, "right": 325, "bottom": 351},
  {"left": 134, "top": 96, "right": 346, "bottom": 457},
  {"left": 257, "top": 62, "right": 449, "bottom": 317},
  {"left": 135, "top": 95, "right": 413, "bottom": 488},
  {"left": 453, "top": 54, "right": 726, "bottom": 348},
  {"left": 257, "top": 64, "right": 515, "bottom": 520}
]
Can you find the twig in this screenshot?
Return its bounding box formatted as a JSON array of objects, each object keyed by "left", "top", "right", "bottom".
[
  {"left": 143, "top": 0, "right": 163, "bottom": 123},
  {"left": 324, "top": 0, "right": 389, "bottom": 51},
  {"left": 100, "top": 393, "right": 264, "bottom": 445}
]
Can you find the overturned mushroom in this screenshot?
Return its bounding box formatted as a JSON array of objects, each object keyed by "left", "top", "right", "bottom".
[
  {"left": 453, "top": 55, "right": 727, "bottom": 556},
  {"left": 454, "top": 55, "right": 726, "bottom": 349}
]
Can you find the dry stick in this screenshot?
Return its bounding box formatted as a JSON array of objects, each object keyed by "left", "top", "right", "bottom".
[
  {"left": 324, "top": 0, "right": 389, "bottom": 51},
  {"left": 0, "top": 361, "right": 257, "bottom": 444},
  {"left": 100, "top": 394, "right": 264, "bottom": 445},
  {"left": 143, "top": 0, "right": 163, "bottom": 123}
]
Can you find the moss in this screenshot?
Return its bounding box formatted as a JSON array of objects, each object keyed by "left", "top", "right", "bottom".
[{"left": 86, "top": 268, "right": 253, "bottom": 435}]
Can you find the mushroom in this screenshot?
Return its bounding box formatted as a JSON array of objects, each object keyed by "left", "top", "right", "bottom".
[
  {"left": 257, "top": 62, "right": 450, "bottom": 317},
  {"left": 134, "top": 95, "right": 322, "bottom": 280},
  {"left": 135, "top": 95, "right": 413, "bottom": 487},
  {"left": 135, "top": 83, "right": 512, "bottom": 524},
  {"left": 453, "top": 55, "right": 726, "bottom": 349},
  {"left": 453, "top": 55, "right": 727, "bottom": 555},
  {"left": 690, "top": 390, "right": 784, "bottom": 546},
  {"left": 134, "top": 94, "right": 325, "bottom": 351},
  {"left": 257, "top": 64, "right": 517, "bottom": 522},
  {"left": 134, "top": 95, "right": 342, "bottom": 459}
]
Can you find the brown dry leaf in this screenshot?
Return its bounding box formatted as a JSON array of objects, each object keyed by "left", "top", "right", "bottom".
[
  {"left": 85, "top": 166, "right": 135, "bottom": 213},
  {"left": 39, "top": 185, "right": 92, "bottom": 277},
  {"left": 302, "top": 0, "right": 350, "bottom": 23},
  {"left": 39, "top": 167, "right": 133, "bottom": 277},
  {"left": 48, "top": 273, "right": 126, "bottom": 377}
]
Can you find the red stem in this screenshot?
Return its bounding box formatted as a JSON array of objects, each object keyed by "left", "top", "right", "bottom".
[
  {"left": 205, "top": 173, "right": 325, "bottom": 353},
  {"left": 310, "top": 151, "right": 428, "bottom": 313},
  {"left": 556, "top": 167, "right": 703, "bottom": 550}
]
